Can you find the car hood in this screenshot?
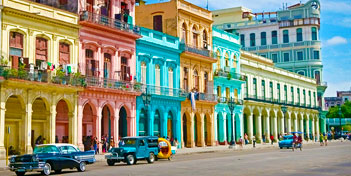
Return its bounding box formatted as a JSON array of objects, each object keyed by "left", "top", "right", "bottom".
[
  {"left": 111, "top": 147, "right": 136, "bottom": 155},
  {"left": 12, "top": 154, "right": 36, "bottom": 162},
  {"left": 279, "top": 139, "right": 293, "bottom": 144}
]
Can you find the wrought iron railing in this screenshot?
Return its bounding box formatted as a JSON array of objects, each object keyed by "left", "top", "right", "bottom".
[
  {"left": 85, "top": 76, "right": 142, "bottom": 92},
  {"left": 244, "top": 94, "right": 319, "bottom": 110},
  {"left": 214, "top": 69, "right": 246, "bottom": 81},
  {"left": 198, "top": 93, "right": 217, "bottom": 102},
  {"left": 141, "top": 84, "right": 187, "bottom": 98},
  {"left": 180, "top": 43, "right": 212, "bottom": 58},
  {"left": 79, "top": 11, "right": 140, "bottom": 35},
  {"left": 217, "top": 97, "right": 244, "bottom": 105},
  {"left": 0, "top": 66, "right": 85, "bottom": 87}
]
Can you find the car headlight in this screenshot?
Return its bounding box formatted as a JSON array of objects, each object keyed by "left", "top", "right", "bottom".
[
  {"left": 9, "top": 157, "right": 15, "bottom": 163},
  {"left": 32, "top": 156, "right": 39, "bottom": 162}
]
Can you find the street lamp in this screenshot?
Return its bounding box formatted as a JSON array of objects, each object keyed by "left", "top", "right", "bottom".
[
  {"left": 281, "top": 106, "right": 288, "bottom": 134},
  {"left": 227, "top": 97, "right": 236, "bottom": 145},
  {"left": 141, "top": 87, "right": 152, "bottom": 135}
]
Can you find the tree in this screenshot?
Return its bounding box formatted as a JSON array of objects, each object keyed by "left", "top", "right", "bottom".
[{"left": 326, "top": 100, "right": 351, "bottom": 118}]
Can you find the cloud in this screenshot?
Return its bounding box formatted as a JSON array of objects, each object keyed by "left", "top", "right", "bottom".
[
  {"left": 322, "top": 0, "right": 351, "bottom": 15},
  {"left": 325, "top": 36, "right": 348, "bottom": 46}
]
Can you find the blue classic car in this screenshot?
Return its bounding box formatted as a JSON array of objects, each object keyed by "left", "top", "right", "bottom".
[
  {"left": 278, "top": 135, "right": 294, "bottom": 149},
  {"left": 105, "top": 136, "right": 159, "bottom": 166},
  {"left": 8, "top": 144, "right": 95, "bottom": 176}
]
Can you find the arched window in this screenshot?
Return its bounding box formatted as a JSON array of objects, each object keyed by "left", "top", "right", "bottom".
[
  {"left": 225, "top": 53, "right": 229, "bottom": 67},
  {"left": 154, "top": 110, "right": 161, "bottom": 136},
  {"left": 9, "top": 32, "right": 24, "bottom": 69},
  {"left": 193, "top": 70, "right": 199, "bottom": 91},
  {"left": 155, "top": 65, "right": 160, "bottom": 94},
  {"left": 86, "top": 49, "right": 96, "bottom": 76},
  {"left": 204, "top": 72, "right": 208, "bottom": 93},
  {"left": 216, "top": 51, "right": 221, "bottom": 69},
  {"left": 233, "top": 55, "right": 237, "bottom": 69},
  {"left": 59, "top": 42, "right": 70, "bottom": 65},
  {"left": 103, "top": 53, "right": 111, "bottom": 78},
  {"left": 312, "top": 27, "right": 317, "bottom": 40},
  {"left": 192, "top": 27, "right": 198, "bottom": 47},
  {"left": 182, "top": 23, "right": 187, "bottom": 43},
  {"left": 217, "top": 86, "right": 221, "bottom": 98},
  {"left": 234, "top": 89, "right": 238, "bottom": 102},
  {"left": 203, "top": 30, "right": 208, "bottom": 49},
  {"left": 35, "top": 37, "right": 48, "bottom": 67},
  {"left": 141, "top": 62, "right": 147, "bottom": 84},
  {"left": 183, "top": 67, "right": 188, "bottom": 91}
]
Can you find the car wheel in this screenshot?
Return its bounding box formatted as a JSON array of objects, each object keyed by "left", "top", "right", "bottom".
[
  {"left": 126, "top": 154, "right": 135, "bottom": 165},
  {"left": 42, "top": 163, "right": 52, "bottom": 176},
  {"left": 147, "top": 152, "right": 155, "bottom": 163},
  {"left": 54, "top": 169, "right": 62, "bottom": 174},
  {"left": 107, "top": 159, "right": 115, "bottom": 166},
  {"left": 77, "top": 162, "right": 86, "bottom": 172},
  {"left": 15, "top": 171, "right": 25, "bottom": 176},
  {"left": 280, "top": 147, "right": 282, "bottom": 149}
]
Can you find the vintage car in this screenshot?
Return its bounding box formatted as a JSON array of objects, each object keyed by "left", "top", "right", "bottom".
[
  {"left": 278, "top": 135, "right": 294, "bottom": 149},
  {"left": 105, "top": 136, "right": 159, "bottom": 166},
  {"left": 8, "top": 144, "right": 96, "bottom": 176}
]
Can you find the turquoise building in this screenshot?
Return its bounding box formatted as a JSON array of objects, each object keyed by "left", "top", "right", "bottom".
[
  {"left": 212, "top": 27, "right": 245, "bottom": 144},
  {"left": 136, "top": 27, "right": 185, "bottom": 147}
]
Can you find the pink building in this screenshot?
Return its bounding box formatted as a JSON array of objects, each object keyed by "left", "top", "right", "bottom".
[{"left": 78, "top": 0, "right": 141, "bottom": 153}]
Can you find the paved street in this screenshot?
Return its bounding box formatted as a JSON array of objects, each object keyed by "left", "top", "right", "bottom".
[{"left": 1, "top": 141, "right": 351, "bottom": 176}]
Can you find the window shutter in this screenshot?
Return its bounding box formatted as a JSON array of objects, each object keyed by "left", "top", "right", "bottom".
[{"left": 126, "top": 66, "right": 130, "bottom": 81}]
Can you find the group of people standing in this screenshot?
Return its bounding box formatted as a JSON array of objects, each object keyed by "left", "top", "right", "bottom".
[{"left": 82, "top": 135, "right": 115, "bottom": 154}]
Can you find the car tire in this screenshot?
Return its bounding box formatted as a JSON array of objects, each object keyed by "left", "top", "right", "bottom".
[
  {"left": 54, "top": 169, "right": 62, "bottom": 174},
  {"left": 126, "top": 154, "right": 135, "bottom": 165},
  {"left": 15, "top": 171, "right": 25, "bottom": 176},
  {"left": 42, "top": 163, "right": 52, "bottom": 176},
  {"left": 77, "top": 162, "right": 86, "bottom": 172},
  {"left": 107, "top": 159, "right": 115, "bottom": 166},
  {"left": 146, "top": 152, "right": 155, "bottom": 164},
  {"left": 280, "top": 147, "right": 282, "bottom": 149}
]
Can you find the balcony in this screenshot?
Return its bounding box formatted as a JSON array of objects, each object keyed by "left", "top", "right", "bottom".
[
  {"left": 79, "top": 11, "right": 140, "bottom": 35},
  {"left": 0, "top": 66, "right": 85, "bottom": 87},
  {"left": 142, "top": 84, "right": 187, "bottom": 98},
  {"left": 217, "top": 97, "right": 244, "bottom": 105},
  {"left": 242, "top": 40, "right": 321, "bottom": 52},
  {"left": 85, "top": 76, "right": 142, "bottom": 92},
  {"left": 198, "top": 93, "right": 217, "bottom": 102},
  {"left": 180, "top": 43, "right": 212, "bottom": 58},
  {"left": 214, "top": 69, "right": 246, "bottom": 81},
  {"left": 244, "top": 95, "right": 319, "bottom": 110}
]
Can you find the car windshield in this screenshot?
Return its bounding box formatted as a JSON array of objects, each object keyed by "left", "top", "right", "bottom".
[
  {"left": 33, "top": 145, "right": 60, "bottom": 154},
  {"left": 283, "top": 136, "right": 293, "bottom": 140},
  {"left": 121, "top": 138, "right": 137, "bottom": 147}
]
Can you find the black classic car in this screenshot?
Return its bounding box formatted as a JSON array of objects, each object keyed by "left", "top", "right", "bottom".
[{"left": 8, "top": 144, "right": 96, "bottom": 176}]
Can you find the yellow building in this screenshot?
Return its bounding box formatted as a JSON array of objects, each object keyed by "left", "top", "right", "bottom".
[
  {"left": 136, "top": 0, "right": 217, "bottom": 148},
  {"left": 0, "top": 0, "right": 81, "bottom": 159}
]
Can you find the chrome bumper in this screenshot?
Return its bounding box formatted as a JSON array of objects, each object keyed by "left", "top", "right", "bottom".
[
  {"left": 8, "top": 162, "right": 45, "bottom": 172},
  {"left": 105, "top": 155, "right": 124, "bottom": 160}
]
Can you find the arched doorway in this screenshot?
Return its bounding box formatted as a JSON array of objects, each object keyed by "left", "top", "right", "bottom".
[
  {"left": 182, "top": 114, "right": 188, "bottom": 147},
  {"left": 5, "top": 95, "right": 24, "bottom": 154},
  {"left": 82, "top": 103, "right": 94, "bottom": 138},
  {"left": 167, "top": 111, "right": 173, "bottom": 138},
  {"left": 101, "top": 105, "right": 114, "bottom": 142},
  {"left": 32, "top": 98, "right": 49, "bottom": 148},
  {"left": 204, "top": 115, "right": 208, "bottom": 145},
  {"left": 154, "top": 110, "right": 161, "bottom": 136},
  {"left": 138, "top": 109, "right": 147, "bottom": 136},
  {"left": 56, "top": 100, "right": 70, "bottom": 143},
  {"left": 119, "top": 106, "right": 128, "bottom": 138}
]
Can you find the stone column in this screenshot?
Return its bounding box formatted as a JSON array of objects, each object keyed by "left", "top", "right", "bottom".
[
  {"left": 0, "top": 97, "right": 6, "bottom": 159},
  {"left": 273, "top": 115, "right": 278, "bottom": 141},
  {"left": 199, "top": 113, "right": 205, "bottom": 147},
  {"left": 24, "top": 99, "right": 33, "bottom": 154},
  {"left": 114, "top": 107, "right": 119, "bottom": 147},
  {"left": 316, "top": 118, "right": 320, "bottom": 139},
  {"left": 232, "top": 113, "right": 236, "bottom": 143},
  {"left": 306, "top": 116, "right": 310, "bottom": 141},
  {"left": 311, "top": 116, "right": 315, "bottom": 142},
  {"left": 162, "top": 111, "right": 168, "bottom": 138},
  {"left": 294, "top": 114, "right": 298, "bottom": 132},
  {"left": 300, "top": 117, "right": 304, "bottom": 140},
  {"left": 257, "top": 114, "right": 262, "bottom": 142},
  {"left": 214, "top": 112, "right": 217, "bottom": 144},
  {"left": 189, "top": 112, "right": 195, "bottom": 148},
  {"left": 209, "top": 113, "right": 215, "bottom": 146},
  {"left": 77, "top": 102, "right": 84, "bottom": 150},
  {"left": 248, "top": 113, "right": 253, "bottom": 142},
  {"left": 49, "top": 96, "right": 57, "bottom": 144},
  {"left": 265, "top": 115, "right": 270, "bottom": 143},
  {"left": 223, "top": 113, "right": 227, "bottom": 144},
  {"left": 96, "top": 106, "right": 102, "bottom": 154},
  {"left": 280, "top": 115, "right": 285, "bottom": 135},
  {"left": 148, "top": 108, "right": 154, "bottom": 136},
  {"left": 287, "top": 113, "right": 291, "bottom": 134},
  {"left": 71, "top": 96, "right": 79, "bottom": 146}
]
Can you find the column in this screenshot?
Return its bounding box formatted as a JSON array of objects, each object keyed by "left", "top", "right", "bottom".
[
  {"left": 209, "top": 113, "right": 215, "bottom": 146},
  {"left": 273, "top": 115, "right": 278, "bottom": 141},
  {"left": 71, "top": 96, "right": 79, "bottom": 146},
  {"left": 265, "top": 115, "right": 270, "bottom": 143},
  {"left": 248, "top": 113, "right": 253, "bottom": 142},
  {"left": 148, "top": 108, "right": 154, "bottom": 136},
  {"left": 280, "top": 115, "right": 285, "bottom": 135},
  {"left": 240, "top": 113, "right": 244, "bottom": 141},
  {"left": 49, "top": 96, "right": 57, "bottom": 144},
  {"left": 214, "top": 112, "right": 217, "bottom": 144},
  {"left": 257, "top": 114, "right": 262, "bottom": 142},
  {"left": 77, "top": 103, "right": 84, "bottom": 150},
  {"left": 189, "top": 112, "right": 195, "bottom": 148},
  {"left": 232, "top": 113, "right": 236, "bottom": 143},
  {"left": 199, "top": 113, "right": 205, "bottom": 147},
  {"left": 311, "top": 116, "right": 315, "bottom": 142},
  {"left": 25, "top": 100, "right": 33, "bottom": 154},
  {"left": 162, "top": 111, "right": 168, "bottom": 138},
  {"left": 176, "top": 109, "right": 181, "bottom": 148},
  {"left": 287, "top": 113, "right": 291, "bottom": 134},
  {"left": 300, "top": 117, "right": 304, "bottom": 140},
  {"left": 294, "top": 115, "right": 298, "bottom": 132},
  {"left": 306, "top": 116, "right": 310, "bottom": 141},
  {"left": 223, "top": 113, "right": 227, "bottom": 144},
  {"left": 96, "top": 106, "right": 102, "bottom": 154},
  {"left": 316, "top": 118, "right": 320, "bottom": 140},
  {"left": 0, "top": 97, "right": 6, "bottom": 159},
  {"left": 114, "top": 107, "right": 119, "bottom": 147}
]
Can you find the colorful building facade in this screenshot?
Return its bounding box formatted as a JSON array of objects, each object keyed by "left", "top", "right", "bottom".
[
  {"left": 0, "top": 0, "right": 82, "bottom": 159},
  {"left": 136, "top": 0, "right": 218, "bottom": 148},
  {"left": 77, "top": 0, "right": 141, "bottom": 152},
  {"left": 136, "top": 27, "right": 185, "bottom": 147},
  {"left": 240, "top": 51, "right": 321, "bottom": 143},
  {"left": 212, "top": 27, "right": 244, "bottom": 144}
]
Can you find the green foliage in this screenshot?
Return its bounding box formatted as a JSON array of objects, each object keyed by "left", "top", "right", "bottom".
[
  {"left": 0, "top": 56, "right": 8, "bottom": 66},
  {"left": 326, "top": 100, "right": 351, "bottom": 118},
  {"left": 342, "top": 125, "right": 351, "bottom": 131},
  {"left": 17, "top": 64, "right": 27, "bottom": 79},
  {"left": 56, "top": 69, "right": 65, "bottom": 79}
]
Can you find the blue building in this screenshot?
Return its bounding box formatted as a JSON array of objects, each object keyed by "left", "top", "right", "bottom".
[
  {"left": 136, "top": 27, "right": 185, "bottom": 147},
  {"left": 212, "top": 27, "right": 245, "bottom": 144}
]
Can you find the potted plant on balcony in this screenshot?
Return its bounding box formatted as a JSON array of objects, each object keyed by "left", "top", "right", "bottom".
[
  {"left": 0, "top": 56, "right": 8, "bottom": 76},
  {"left": 17, "top": 64, "right": 28, "bottom": 79},
  {"left": 133, "top": 82, "right": 142, "bottom": 91},
  {"left": 54, "top": 68, "right": 65, "bottom": 84},
  {"left": 227, "top": 73, "right": 232, "bottom": 80}
]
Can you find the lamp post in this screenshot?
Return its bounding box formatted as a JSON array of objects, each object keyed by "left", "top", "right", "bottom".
[
  {"left": 227, "top": 97, "right": 236, "bottom": 145},
  {"left": 141, "top": 87, "right": 152, "bottom": 136},
  {"left": 281, "top": 106, "right": 288, "bottom": 134}
]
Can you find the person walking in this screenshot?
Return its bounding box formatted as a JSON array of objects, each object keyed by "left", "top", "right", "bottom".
[
  {"left": 292, "top": 133, "right": 297, "bottom": 151},
  {"left": 319, "top": 133, "right": 324, "bottom": 146},
  {"left": 239, "top": 136, "right": 243, "bottom": 148},
  {"left": 297, "top": 134, "right": 303, "bottom": 151},
  {"left": 270, "top": 134, "right": 274, "bottom": 145},
  {"left": 93, "top": 137, "right": 99, "bottom": 154},
  {"left": 324, "top": 134, "right": 328, "bottom": 146},
  {"left": 252, "top": 136, "right": 256, "bottom": 148},
  {"left": 244, "top": 133, "right": 248, "bottom": 145}
]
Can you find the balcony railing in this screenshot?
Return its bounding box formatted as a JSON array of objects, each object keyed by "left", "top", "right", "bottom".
[
  {"left": 142, "top": 84, "right": 187, "bottom": 98},
  {"left": 180, "top": 43, "right": 212, "bottom": 58},
  {"left": 214, "top": 69, "right": 246, "bottom": 81},
  {"left": 79, "top": 11, "right": 140, "bottom": 35},
  {"left": 217, "top": 97, "right": 244, "bottom": 105},
  {"left": 243, "top": 40, "right": 321, "bottom": 52},
  {"left": 199, "top": 93, "right": 217, "bottom": 102},
  {"left": 0, "top": 66, "right": 85, "bottom": 87},
  {"left": 244, "top": 95, "right": 319, "bottom": 110},
  {"left": 85, "top": 76, "right": 142, "bottom": 92}
]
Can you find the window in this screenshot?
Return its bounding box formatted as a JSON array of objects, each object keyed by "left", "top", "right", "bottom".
[
  {"left": 309, "top": 91, "right": 311, "bottom": 105},
  {"left": 233, "top": 55, "right": 237, "bottom": 68},
  {"left": 203, "top": 30, "right": 208, "bottom": 49},
  {"left": 313, "top": 92, "right": 317, "bottom": 106},
  {"left": 194, "top": 70, "right": 199, "bottom": 91},
  {"left": 192, "top": 27, "right": 198, "bottom": 47},
  {"left": 277, "top": 83, "right": 281, "bottom": 100},
  {"left": 121, "top": 57, "right": 130, "bottom": 81},
  {"left": 85, "top": 49, "right": 97, "bottom": 76},
  {"left": 182, "top": 23, "right": 187, "bottom": 43},
  {"left": 225, "top": 53, "right": 229, "bottom": 67},
  {"left": 250, "top": 33, "right": 255, "bottom": 47},
  {"left": 183, "top": 67, "right": 188, "bottom": 91},
  {"left": 312, "top": 27, "right": 317, "bottom": 40},
  {"left": 244, "top": 78, "right": 248, "bottom": 98},
  {"left": 283, "top": 30, "right": 289, "bottom": 43},
  {"left": 291, "top": 87, "right": 294, "bottom": 103},
  {"left": 216, "top": 51, "right": 221, "bottom": 69},
  {"left": 283, "top": 53, "right": 290, "bottom": 62},
  {"left": 153, "top": 15, "right": 163, "bottom": 32},
  {"left": 297, "top": 88, "right": 300, "bottom": 104},
  {"left": 261, "top": 80, "right": 265, "bottom": 98},
  {"left": 204, "top": 72, "right": 208, "bottom": 93},
  {"left": 226, "top": 87, "right": 230, "bottom": 99},
  {"left": 303, "top": 89, "right": 306, "bottom": 105},
  {"left": 155, "top": 65, "right": 160, "bottom": 87},
  {"left": 141, "top": 62, "right": 147, "bottom": 84},
  {"left": 253, "top": 78, "right": 257, "bottom": 97},
  {"left": 269, "top": 82, "right": 273, "bottom": 99},
  {"left": 35, "top": 37, "right": 48, "bottom": 62},
  {"left": 297, "top": 51, "right": 303, "bottom": 61},
  {"left": 315, "top": 71, "right": 320, "bottom": 84},
  {"left": 313, "top": 50, "right": 320, "bottom": 59},
  {"left": 240, "top": 34, "right": 245, "bottom": 47},
  {"left": 261, "top": 32, "right": 266, "bottom": 46},
  {"left": 217, "top": 86, "right": 221, "bottom": 98},
  {"left": 271, "top": 53, "right": 278, "bottom": 63},
  {"left": 271, "top": 31, "right": 278, "bottom": 44},
  {"left": 284, "top": 85, "right": 287, "bottom": 103},
  {"left": 59, "top": 42, "right": 70, "bottom": 65},
  {"left": 296, "top": 28, "right": 303, "bottom": 42},
  {"left": 297, "top": 71, "right": 305, "bottom": 76},
  {"left": 59, "top": 146, "right": 77, "bottom": 154},
  {"left": 9, "top": 32, "right": 24, "bottom": 69},
  {"left": 168, "top": 68, "right": 173, "bottom": 89},
  {"left": 260, "top": 54, "right": 267, "bottom": 58}
]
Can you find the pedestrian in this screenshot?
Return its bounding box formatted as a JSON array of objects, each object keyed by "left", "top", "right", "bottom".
[
  {"left": 252, "top": 136, "right": 256, "bottom": 148},
  {"left": 270, "top": 134, "right": 274, "bottom": 145},
  {"left": 244, "top": 133, "right": 248, "bottom": 145},
  {"left": 279, "top": 133, "right": 283, "bottom": 141},
  {"left": 297, "top": 134, "right": 303, "bottom": 151},
  {"left": 262, "top": 134, "right": 266, "bottom": 143},
  {"left": 173, "top": 138, "right": 179, "bottom": 148},
  {"left": 324, "top": 134, "right": 328, "bottom": 146},
  {"left": 239, "top": 136, "right": 243, "bottom": 148},
  {"left": 93, "top": 137, "right": 99, "bottom": 154},
  {"left": 319, "top": 133, "right": 324, "bottom": 146},
  {"left": 55, "top": 135, "right": 59, "bottom": 143},
  {"left": 292, "top": 133, "right": 297, "bottom": 151}
]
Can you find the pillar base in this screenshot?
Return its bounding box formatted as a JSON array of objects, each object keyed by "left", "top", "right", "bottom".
[
  {"left": 0, "top": 146, "right": 6, "bottom": 160},
  {"left": 25, "top": 145, "right": 33, "bottom": 154},
  {"left": 78, "top": 143, "right": 84, "bottom": 151}
]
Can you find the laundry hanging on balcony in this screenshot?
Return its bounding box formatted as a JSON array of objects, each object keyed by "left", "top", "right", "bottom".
[{"left": 190, "top": 92, "right": 196, "bottom": 111}]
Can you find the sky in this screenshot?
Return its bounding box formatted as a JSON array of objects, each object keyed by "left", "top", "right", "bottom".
[{"left": 145, "top": 0, "right": 351, "bottom": 97}]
